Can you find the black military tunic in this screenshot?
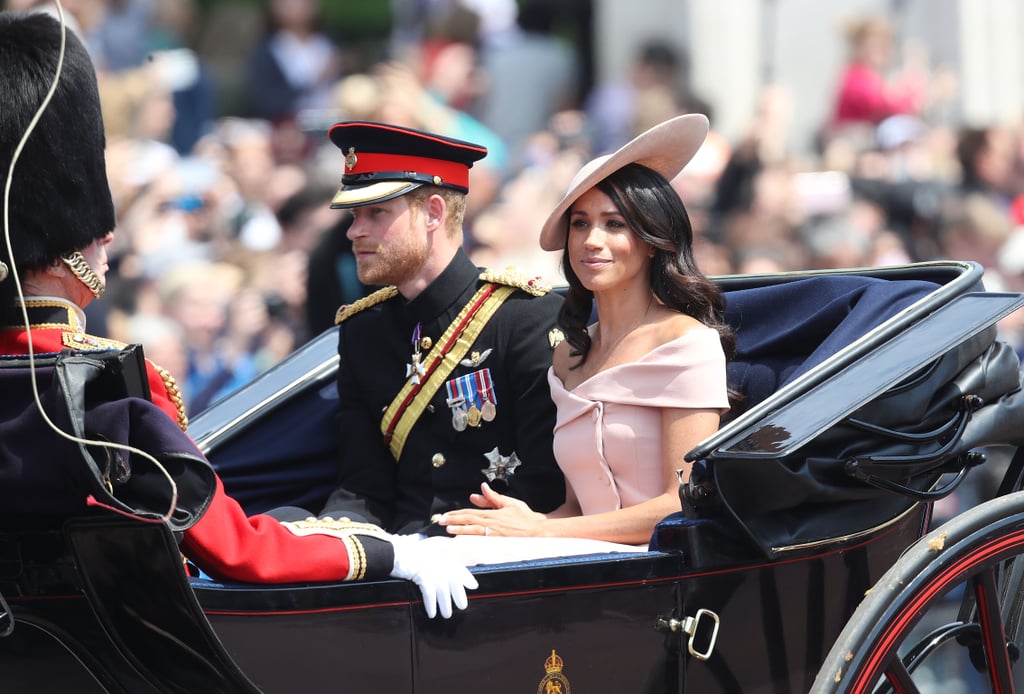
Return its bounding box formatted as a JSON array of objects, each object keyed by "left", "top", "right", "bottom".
[{"left": 322, "top": 249, "right": 566, "bottom": 534}]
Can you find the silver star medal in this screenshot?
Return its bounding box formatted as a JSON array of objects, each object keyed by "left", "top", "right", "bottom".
[{"left": 481, "top": 447, "right": 521, "bottom": 482}]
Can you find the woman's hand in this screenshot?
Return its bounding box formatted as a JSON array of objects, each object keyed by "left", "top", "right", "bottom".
[{"left": 439, "top": 483, "right": 548, "bottom": 537}]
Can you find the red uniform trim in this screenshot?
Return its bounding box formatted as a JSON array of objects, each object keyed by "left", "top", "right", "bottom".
[{"left": 346, "top": 152, "right": 470, "bottom": 188}]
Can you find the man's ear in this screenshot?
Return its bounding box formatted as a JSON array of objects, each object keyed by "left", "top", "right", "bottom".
[
  {"left": 424, "top": 193, "right": 446, "bottom": 233},
  {"left": 44, "top": 259, "right": 67, "bottom": 278}
]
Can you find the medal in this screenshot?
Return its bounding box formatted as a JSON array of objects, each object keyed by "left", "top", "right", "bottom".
[
  {"left": 481, "top": 399, "right": 496, "bottom": 422},
  {"left": 406, "top": 323, "right": 426, "bottom": 385},
  {"left": 482, "top": 447, "right": 521, "bottom": 482},
  {"left": 446, "top": 382, "right": 469, "bottom": 431},
  {"left": 478, "top": 369, "right": 497, "bottom": 421},
  {"left": 452, "top": 405, "right": 468, "bottom": 432},
  {"left": 446, "top": 368, "right": 497, "bottom": 430}
]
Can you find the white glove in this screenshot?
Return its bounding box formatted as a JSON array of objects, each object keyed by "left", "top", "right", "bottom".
[{"left": 389, "top": 533, "right": 478, "bottom": 618}]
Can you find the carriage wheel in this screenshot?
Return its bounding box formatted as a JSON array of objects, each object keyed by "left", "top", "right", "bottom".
[{"left": 811, "top": 490, "right": 1024, "bottom": 694}]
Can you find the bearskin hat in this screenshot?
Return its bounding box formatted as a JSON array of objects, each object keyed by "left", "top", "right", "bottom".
[{"left": 0, "top": 11, "right": 116, "bottom": 274}]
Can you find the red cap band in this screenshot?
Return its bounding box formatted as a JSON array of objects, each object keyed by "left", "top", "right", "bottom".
[{"left": 345, "top": 152, "right": 470, "bottom": 189}]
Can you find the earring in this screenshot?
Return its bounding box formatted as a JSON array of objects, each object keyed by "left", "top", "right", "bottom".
[
  {"left": 0, "top": 261, "right": 7, "bottom": 282},
  {"left": 61, "top": 252, "right": 105, "bottom": 298}
]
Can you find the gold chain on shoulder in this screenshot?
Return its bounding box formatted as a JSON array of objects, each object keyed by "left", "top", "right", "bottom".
[
  {"left": 478, "top": 268, "right": 550, "bottom": 296},
  {"left": 154, "top": 364, "right": 189, "bottom": 431},
  {"left": 335, "top": 286, "right": 399, "bottom": 324}
]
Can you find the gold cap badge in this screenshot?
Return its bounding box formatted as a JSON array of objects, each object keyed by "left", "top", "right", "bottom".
[{"left": 345, "top": 147, "right": 358, "bottom": 171}]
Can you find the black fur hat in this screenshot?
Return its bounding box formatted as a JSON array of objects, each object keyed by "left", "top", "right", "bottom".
[{"left": 0, "top": 11, "right": 116, "bottom": 274}]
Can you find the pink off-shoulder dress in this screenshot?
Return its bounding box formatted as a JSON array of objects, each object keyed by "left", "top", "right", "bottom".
[{"left": 549, "top": 328, "right": 729, "bottom": 516}]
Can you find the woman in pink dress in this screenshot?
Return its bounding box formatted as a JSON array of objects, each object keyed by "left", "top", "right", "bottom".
[{"left": 440, "top": 114, "right": 733, "bottom": 546}]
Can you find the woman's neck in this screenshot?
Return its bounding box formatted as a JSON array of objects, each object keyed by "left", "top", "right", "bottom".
[{"left": 592, "top": 285, "right": 656, "bottom": 343}]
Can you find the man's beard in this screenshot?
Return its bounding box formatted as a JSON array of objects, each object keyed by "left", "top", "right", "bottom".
[{"left": 356, "top": 234, "right": 430, "bottom": 287}]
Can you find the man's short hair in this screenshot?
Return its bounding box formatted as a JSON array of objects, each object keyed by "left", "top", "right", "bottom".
[{"left": 406, "top": 185, "right": 467, "bottom": 236}]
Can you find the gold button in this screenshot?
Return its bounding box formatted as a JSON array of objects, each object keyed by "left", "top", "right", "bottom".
[
  {"left": 432, "top": 453, "right": 446, "bottom": 468},
  {"left": 420, "top": 336, "right": 433, "bottom": 350}
]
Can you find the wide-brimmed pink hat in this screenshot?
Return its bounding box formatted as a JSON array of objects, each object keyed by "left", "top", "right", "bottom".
[{"left": 538, "top": 113, "right": 709, "bottom": 252}]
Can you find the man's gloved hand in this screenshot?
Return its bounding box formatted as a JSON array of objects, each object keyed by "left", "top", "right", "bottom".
[{"left": 389, "top": 533, "right": 478, "bottom": 618}]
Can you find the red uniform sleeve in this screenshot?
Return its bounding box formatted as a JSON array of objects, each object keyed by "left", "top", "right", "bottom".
[
  {"left": 140, "top": 361, "right": 394, "bottom": 584},
  {"left": 145, "top": 359, "right": 190, "bottom": 431},
  {"left": 181, "top": 476, "right": 395, "bottom": 583}
]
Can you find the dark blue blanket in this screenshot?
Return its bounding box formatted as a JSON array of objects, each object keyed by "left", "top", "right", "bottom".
[{"left": 725, "top": 275, "right": 937, "bottom": 410}]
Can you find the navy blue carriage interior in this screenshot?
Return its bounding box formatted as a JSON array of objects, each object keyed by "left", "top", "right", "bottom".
[{"left": 200, "top": 262, "right": 1024, "bottom": 559}]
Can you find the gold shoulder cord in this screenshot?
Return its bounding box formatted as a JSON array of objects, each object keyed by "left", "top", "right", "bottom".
[{"left": 154, "top": 364, "right": 189, "bottom": 431}]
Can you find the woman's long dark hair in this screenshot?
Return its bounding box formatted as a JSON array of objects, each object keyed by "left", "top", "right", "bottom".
[{"left": 558, "top": 162, "right": 736, "bottom": 368}]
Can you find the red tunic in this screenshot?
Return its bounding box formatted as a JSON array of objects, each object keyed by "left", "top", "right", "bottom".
[{"left": 0, "top": 297, "right": 394, "bottom": 583}]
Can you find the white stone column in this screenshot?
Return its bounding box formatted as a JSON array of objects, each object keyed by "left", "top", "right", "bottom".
[
  {"left": 957, "top": 0, "right": 1024, "bottom": 126},
  {"left": 686, "top": 0, "right": 762, "bottom": 141}
]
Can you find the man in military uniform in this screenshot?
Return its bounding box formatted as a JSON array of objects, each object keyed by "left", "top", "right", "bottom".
[
  {"left": 0, "top": 11, "right": 473, "bottom": 618},
  {"left": 321, "top": 121, "right": 566, "bottom": 534}
]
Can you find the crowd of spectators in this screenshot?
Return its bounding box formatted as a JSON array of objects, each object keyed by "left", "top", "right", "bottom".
[{"left": 10, "top": 0, "right": 1024, "bottom": 420}]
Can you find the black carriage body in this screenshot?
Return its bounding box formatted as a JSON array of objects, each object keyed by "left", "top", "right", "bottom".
[
  {"left": 2, "top": 261, "right": 1023, "bottom": 693},
  {"left": 192, "top": 510, "right": 925, "bottom": 694}
]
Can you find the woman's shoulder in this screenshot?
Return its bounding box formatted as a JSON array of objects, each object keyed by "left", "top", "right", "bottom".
[{"left": 648, "top": 309, "right": 712, "bottom": 348}]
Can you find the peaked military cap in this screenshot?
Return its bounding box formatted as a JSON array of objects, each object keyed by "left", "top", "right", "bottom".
[{"left": 327, "top": 121, "right": 487, "bottom": 209}]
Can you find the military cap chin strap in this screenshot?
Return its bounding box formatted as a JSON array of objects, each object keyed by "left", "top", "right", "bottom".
[
  {"left": 62, "top": 251, "right": 105, "bottom": 298},
  {"left": 381, "top": 282, "right": 515, "bottom": 460}
]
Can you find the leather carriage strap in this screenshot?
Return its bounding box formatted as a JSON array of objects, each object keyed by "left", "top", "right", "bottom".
[{"left": 381, "top": 282, "right": 515, "bottom": 460}]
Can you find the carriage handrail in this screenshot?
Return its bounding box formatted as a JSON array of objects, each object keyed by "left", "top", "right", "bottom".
[{"left": 190, "top": 328, "right": 339, "bottom": 452}]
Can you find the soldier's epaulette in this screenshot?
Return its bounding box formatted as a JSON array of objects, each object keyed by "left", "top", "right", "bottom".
[
  {"left": 61, "top": 332, "right": 127, "bottom": 351},
  {"left": 61, "top": 333, "right": 190, "bottom": 432},
  {"left": 479, "top": 268, "right": 551, "bottom": 297},
  {"left": 335, "top": 286, "right": 400, "bottom": 324}
]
